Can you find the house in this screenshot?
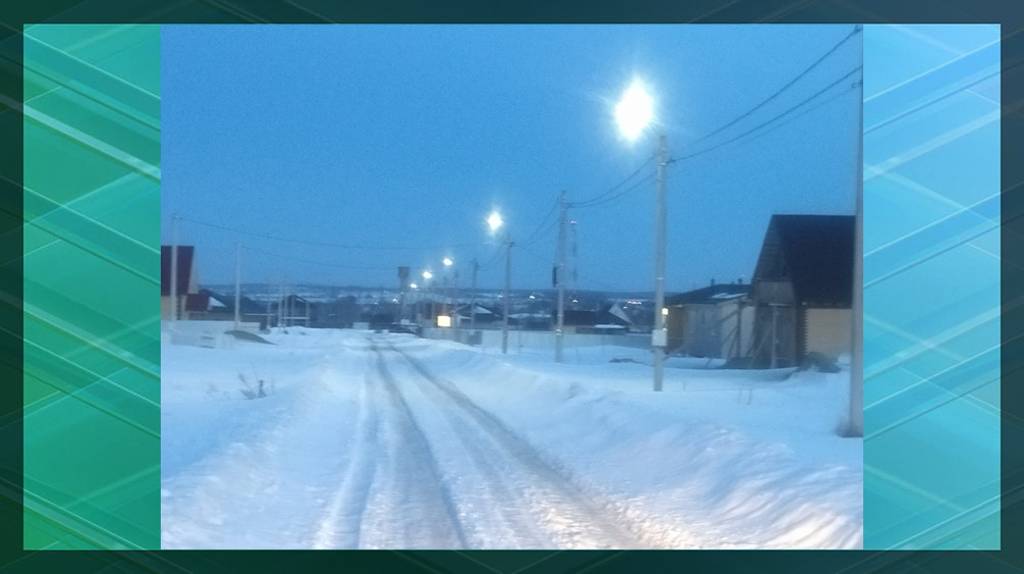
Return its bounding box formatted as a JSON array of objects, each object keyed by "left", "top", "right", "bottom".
[
  {"left": 749, "top": 214, "right": 854, "bottom": 367},
  {"left": 184, "top": 289, "right": 271, "bottom": 329},
  {"left": 456, "top": 303, "right": 502, "bottom": 327},
  {"left": 665, "top": 281, "right": 753, "bottom": 359},
  {"left": 161, "top": 245, "right": 199, "bottom": 320},
  {"left": 508, "top": 312, "right": 551, "bottom": 330},
  {"left": 314, "top": 295, "right": 359, "bottom": 328},
  {"left": 556, "top": 303, "right": 632, "bottom": 334},
  {"left": 277, "top": 293, "right": 314, "bottom": 327}
]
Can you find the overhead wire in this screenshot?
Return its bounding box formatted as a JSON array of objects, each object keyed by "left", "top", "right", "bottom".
[
  {"left": 569, "top": 172, "right": 657, "bottom": 210},
  {"left": 568, "top": 153, "right": 655, "bottom": 208},
  {"left": 178, "top": 215, "right": 478, "bottom": 251},
  {"left": 687, "top": 24, "right": 862, "bottom": 148},
  {"left": 242, "top": 245, "right": 392, "bottom": 271},
  {"left": 675, "top": 66, "right": 863, "bottom": 163}
]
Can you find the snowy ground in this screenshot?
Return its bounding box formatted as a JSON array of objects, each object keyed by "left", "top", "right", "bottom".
[{"left": 161, "top": 327, "right": 862, "bottom": 549}]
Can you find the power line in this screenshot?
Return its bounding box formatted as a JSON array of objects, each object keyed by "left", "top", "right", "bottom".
[
  {"left": 179, "top": 215, "right": 477, "bottom": 252},
  {"left": 569, "top": 172, "right": 657, "bottom": 210},
  {"left": 477, "top": 243, "right": 507, "bottom": 270},
  {"left": 676, "top": 66, "right": 863, "bottom": 163},
  {"left": 688, "top": 24, "right": 861, "bottom": 148},
  {"left": 733, "top": 80, "right": 860, "bottom": 151},
  {"left": 569, "top": 153, "right": 655, "bottom": 208},
  {"left": 242, "top": 245, "right": 392, "bottom": 271},
  {"left": 520, "top": 195, "right": 561, "bottom": 245},
  {"left": 519, "top": 215, "right": 560, "bottom": 247}
]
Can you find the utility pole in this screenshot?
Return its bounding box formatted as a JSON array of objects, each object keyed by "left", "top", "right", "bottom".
[
  {"left": 452, "top": 269, "right": 459, "bottom": 335},
  {"left": 849, "top": 68, "right": 865, "bottom": 437},
  {"left": 278, "top": 280, "right": 285, "bottom": 329},
  {"left": 652, "top": 134, "right": 668, "bottom": 392},
  {"left": 233, "top": 241, "right": 242, "bottom": 331},
  {"left": 169, "top": 214, "right": 179, "bottom": 324},
  {"left": 265, "top": 295, "right": 272, "bottom": 331},
  {"left": 469, "top": 258, "right": 479, "bottom": 333},
  {"left": 555, "top": 190, "right": 568, "bottom": 363},
  {"left": 502, "top": 234, "right": 513, "bottom": 354}
]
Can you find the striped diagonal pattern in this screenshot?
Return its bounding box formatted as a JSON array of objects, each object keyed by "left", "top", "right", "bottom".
[
  {"left": 22, "top": 24, "right": 161, "bottom": 550},
  {"left": 862, "top": 24, "right": 1002, "bottom": 550}
]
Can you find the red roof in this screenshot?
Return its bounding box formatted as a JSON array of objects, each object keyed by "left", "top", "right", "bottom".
[{"left": 161, "top": 245, "right": 195, "bottom": 296}]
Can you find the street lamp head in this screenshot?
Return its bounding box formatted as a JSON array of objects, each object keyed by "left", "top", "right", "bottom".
[
  {"left": 442, "top": 256, "right": 454, "bottom": 267},
  {"left": 615, "top": 78, "right": 655, "bottom": 142},
  {"left": 486, "top": 210, "right": 504, "bottom": 234},
  {"left": 409, "top": 282, "right": 418, "bottom": 290},
  {"left": 421, "top": 270, "right": 433, "bottom": 281}
]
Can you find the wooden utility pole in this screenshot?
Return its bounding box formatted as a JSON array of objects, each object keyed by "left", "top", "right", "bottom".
[
  {"left": 502, "top": 235, "right": 513, "bottom": 354},
  {"left": 555, "top": 190, "right": 568, "bottom": 363},
  {"left": 469, "top": 258, "right": 479, "bottom": 333},
  {"left": 233, "top": 241, "right": 242, "bottom": 331}
]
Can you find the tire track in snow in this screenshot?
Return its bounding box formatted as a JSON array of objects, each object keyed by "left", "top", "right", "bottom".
[
  {"left": 383, "top": 350, "right": 550, "bottom": 548},
  {"left": 383, "top": 341, "right": 644, "bottom": 548},
  {"left": 360, "top": 341, "right": 468, "bottom": 548},
  {"left": 311, "top": 364, "right": 380, "bottom": 548}
]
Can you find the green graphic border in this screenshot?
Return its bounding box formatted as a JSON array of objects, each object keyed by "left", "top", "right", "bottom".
[
  {"left": 1, "top": 1, "right": 1022, "bottom": 572},
  {"left": 22, "top": 23, "right": 160, "bottom": 551}
]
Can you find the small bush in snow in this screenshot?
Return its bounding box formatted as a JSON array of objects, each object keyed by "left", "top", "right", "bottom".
[{"left": 238, "top": 373, "right": 269, "bottom": 400}]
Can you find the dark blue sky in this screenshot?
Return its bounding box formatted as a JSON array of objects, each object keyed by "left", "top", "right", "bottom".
[{"left": 162, "top": 25, "right": 860, "bottom": 292}]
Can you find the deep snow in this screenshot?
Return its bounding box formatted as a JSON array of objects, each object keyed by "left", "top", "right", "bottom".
[{"left": 161, "top": 327, "right": 862, "bottom": 549}]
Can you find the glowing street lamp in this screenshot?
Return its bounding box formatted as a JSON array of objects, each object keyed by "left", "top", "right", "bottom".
[
  {"left": 421, "top": 270, "right": 433, "bottom": 281},
  {"left": 615, "top": 78, "right": 655, "bottom": 142},
  {"left": 486, "top": 210, "right": 504, "bottom": 234},
  {"left": 615, "top": 77, "right": 668, "bottom": 392},
  {"left": 443, "top": 256, "right": 454, "bottom": 267}
]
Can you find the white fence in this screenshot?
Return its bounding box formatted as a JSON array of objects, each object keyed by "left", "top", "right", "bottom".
[
  {"left": 421, "top": 327, "right": 651, "bottom": 352},
  {"left": 161, "top": 320, "right": 262, "bottom": 348}
]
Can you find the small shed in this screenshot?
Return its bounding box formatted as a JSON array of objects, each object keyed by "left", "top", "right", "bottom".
[
  {"left": 749, "top": 214, "right": 854, "bottom": 367},
  {"left": 665, "top": 282, "right": 752, "bottom": 359}
]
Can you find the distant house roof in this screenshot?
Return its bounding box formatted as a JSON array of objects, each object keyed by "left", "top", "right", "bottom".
[
  {"left": 457, "top": 303, "right": 500, "bottom": 318},
  {"left": 752, "top": 214, "right": 854, "bottom": 307},
  {"left": 562, "top": 309, "right": 598, "bottom": 326},
  {"left": 161, "top": 246, "right": 195, "bottom": 296},
  {"left": 665, "top": 283, "right": 751, "bottom": 306},
  {"left": 197, "top": 289, "right": 265, "bottom": 314},
  {"left": 558, "top": 305, "right": 632, "bottom": 327}
]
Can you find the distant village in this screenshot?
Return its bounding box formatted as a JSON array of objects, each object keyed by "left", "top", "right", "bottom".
[{"left": 163, "top": 214, "right": 853, "bottom": 369}]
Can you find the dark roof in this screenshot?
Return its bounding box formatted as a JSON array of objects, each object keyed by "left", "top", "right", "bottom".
[
  {"left": 755, "top": 214, "right": 854, "bottom": 307},
  {"left": 184, "top": 292, "right": 209, "bottom": 312},
  {"left": 665, "top": 283, "right": 751, "bottom": 306},
  {"left": 161, "top": 246, "right": 195, "bottom": 296},
  {"left": 198, "top": 289, "right": 265, "bottom": 314},
  {"left": 456, "top": 303, "right": 501, "bottom": 318},
  {"left": 561, "top": 309, "right": 598, "bottom": 326}
]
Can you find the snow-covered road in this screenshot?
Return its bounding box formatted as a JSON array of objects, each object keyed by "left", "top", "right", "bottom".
[{"left": 162, "top": 329, "right": 862, "bottom": 549}]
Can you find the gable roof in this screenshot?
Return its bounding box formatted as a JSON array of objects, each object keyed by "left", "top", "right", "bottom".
[
  {"left": 557, "top": 305, "right": 632, "bottom": 327},
  {"left": 753, "top": 214, "right": 854, "bottom": 307},
  {"left": 665, "top": 283, "right": 751, "bottom": 306},
  {"left": 198, "top": 289, "right": 265, "bottom": 314},
  {"left": 161, "top": 246, "right": 195, "bottom": 296}
]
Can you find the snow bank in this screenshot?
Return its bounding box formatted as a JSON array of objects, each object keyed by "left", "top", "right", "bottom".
[{"left": 387, "top": 337, "right": 862, "bottom": 548}]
